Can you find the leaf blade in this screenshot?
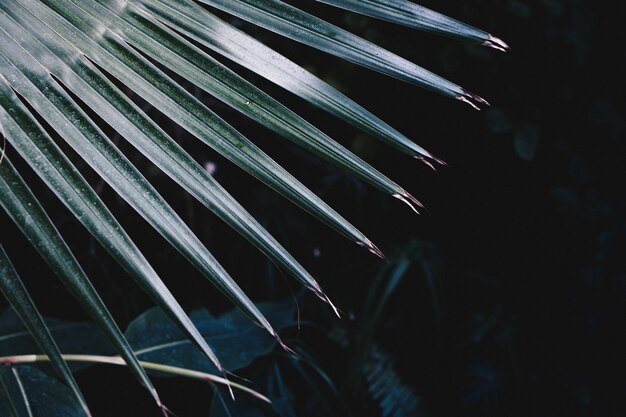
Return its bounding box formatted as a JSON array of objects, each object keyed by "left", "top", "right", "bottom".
[
  {"left": 316, "top": 0, "right": 508, "bottom": 51},
  {"left": 0, "top": 246, "right": 90, "bottom": 417},
  {"left": 0, "top": 42, "right": 223, "bottom": 378},
  {"left": 16, "top": 0, "right": 375, "bottom": 253},
  {"left": 0, "top": 6, "right": 325, "bottom": 321},
  {"left": 81, "top": 0, "right": 414, "bottom": 203},
  {"left": 195, "top": 0, "right": 482, "bottom": 103},
  {"left": 139, "top": 0, "right": 440, "bottom": 161},
  {"left": 0, "top": 155, "right": 160, "bottom": 407},
  {"left": 0, "top": 367, "right": 87, "bottom": 417}
]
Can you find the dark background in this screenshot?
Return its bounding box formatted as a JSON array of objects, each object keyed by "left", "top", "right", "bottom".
[{"left": 1, "top": 0, "right": 625, "bottom": 416}]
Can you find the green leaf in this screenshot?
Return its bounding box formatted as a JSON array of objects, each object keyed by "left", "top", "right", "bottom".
[
  {"left": 11, "top": 0, "right": 377, "bottom": 256},
  {"left": 0, "top": 309, "right": 112, "bottom": 370},
  {"left": 78, "top": 0, "right": 419, "bottom": 209},
  {"left": 0, "top": 6, "right": 329, "bottom": 320},
  {"left": 316, "top": 0, "right": 509, "bottom": 51},
  {"left": 0, "top": 8, "right": 286, "bottom": 349},
  {"left": 0, "top": 247, "right": 90, "bottom": 416},
  {"left": 0, "top": 367, "right": 84, "bottom": 417},
  {"left": 0, "top": 156, "right": 160, "bottom": 407},
  {"left": 0, "top": 308, "right": 272, "bottom": 403},
  {"left": 0, "top": 13, "right": 227, "bottom": 373},
  {"left": 138, "top": 0, "right": 443, "bottom": 161},
  {"left": 125, "top": 300, "right": 295, "bottom": 373},
  {"left": 195, "top": 0, "right": 487, "bottom": 106}
]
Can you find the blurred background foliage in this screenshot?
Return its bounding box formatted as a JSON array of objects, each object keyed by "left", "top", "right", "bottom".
[{"left": 1, "top": 0, "right": 624, "bottom": 416}]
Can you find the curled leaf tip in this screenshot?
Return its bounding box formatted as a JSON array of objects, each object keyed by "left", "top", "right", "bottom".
[
  {"left": 212, "top": 359, "right": 234, "bottom": 400},
  {"left": 225, "top": 373, "right": 236, "bottom": 401},
  {"left": 278, "top": 337, "right": 297, "bottom": 356},
  {"left": 416, "top": 153, "right": 448, "bottom": 170},
  {"left": 358, "top": 239, "right": 386, "bottom": 260},
  {"left": 483, "top": 35, "right": 510, "bottom": 52},
  {"left": 416, "top": 156, "right": 437, "bottom": 171},
  {"left": 326, "top": 296, "right": 342, "bottom": 319},
  {"left": 323, "top": 292, "right": 342, "bottom": 318},
  {"left": 457, "top": 91, "right": 490, "bottom": 110},
  {"left": 393, "top": 191, "right": 424, "bottom": 214},
  {"left": 268, "top": 327, "right": 296, "bottom": 354},
  {"left": 429, "top": 154, "right": 449, "bottom": 167},
  {"left": 310, "top": 286, "right": 342, "bottom": 318}
]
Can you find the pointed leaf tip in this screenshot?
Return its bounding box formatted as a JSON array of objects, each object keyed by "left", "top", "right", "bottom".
[
  {"left": 358, "top": 239, "right": 386, "bottom": 260},
  {"left": 320, "top": 291, "right": 342, "bottom": 318},
  {"left": 457, "top": 91, "right": 491, "bottom": 110},
  {"left": 268, "top": 326, "right": 296, "bottom": 354},
  {"left": 415, "top": 153, "right": 447, "bottom": 170},
  {"left": 417, "top": 156, "right": 437, "bottom": 171},
  {"left": 483, "top": 35, "right": 510, "bottom": 52},
  {"left": 393, "top": 191, "right": 425, "bottom": 215},
  {"left": 151, "top": 388, "right": 174, "bottom": 417}
]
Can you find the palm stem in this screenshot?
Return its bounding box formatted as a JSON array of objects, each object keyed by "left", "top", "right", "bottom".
[{"left": 0, "top": 354, "right": 270, "bottom": 403}]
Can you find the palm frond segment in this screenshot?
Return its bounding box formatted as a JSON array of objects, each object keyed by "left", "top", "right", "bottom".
[{"left": 0, "top": 0, "right": 505, "bottom": 411}]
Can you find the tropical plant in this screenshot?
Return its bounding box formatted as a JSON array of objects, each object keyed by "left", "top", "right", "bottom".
[{"left": 0, "top": 0, "right": 507, "bottom": 414}]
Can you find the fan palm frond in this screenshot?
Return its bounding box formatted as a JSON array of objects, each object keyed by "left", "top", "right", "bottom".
[{"left": 0, "top": 0, "right": 506, "bottom": 413}]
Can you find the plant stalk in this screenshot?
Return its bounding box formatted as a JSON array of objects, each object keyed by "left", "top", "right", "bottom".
[{"left": 0, "top": 354, "right": 269, "bottom": 403}]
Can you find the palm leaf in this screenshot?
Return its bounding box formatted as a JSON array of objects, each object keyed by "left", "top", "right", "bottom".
[
  {"left": 0, "top": 246, "right": 90, "bottom": 416},
  {"left": 0, "top": 8, "right": 282, "bottom": 351},
  {"left": 83, "top": 0, "right": 419, "bottom": 207},
  {"left": 0, "top": 156, "right": 162, "bottom": 408},
  {"left": 0, "top": 44, "right": 224, "bottom": 375},
  {"left": 195, "top": 0, "right": 488, "bottom": 106},
  {"left": 316, "top": 0, "right": 510, "bottom": 51},
  {"left": 136, "top": 0, "right": 442, "bottom": 162},
  {"left": 0, "top": 0, "right": 506, "bottom": 411}
]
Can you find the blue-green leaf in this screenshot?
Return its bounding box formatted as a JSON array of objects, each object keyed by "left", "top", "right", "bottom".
[
  {"left": 0, "top": 248, "right": 90, "bottom": 416},
  {"left": 138, "top": 0, "right": 442, "bottom": 161},
  {"left": 0, "top": 6, "right": 331, "bottom": 322},
  {"left": 11, "top": 0, "right": 377, "bottom": 255},
  {"left": 126, "top": 300, "right": 295, "bottom": 373},
  {"left": 0, "top": 367, "right": 83, "bottom": 417},
  {"left": 195, "top": 0, "right": 487, "bottom": 107},
  {"left": 0, "top": 156, "right": 160, "bottom": 407},
  {"left": 0, "top": 309, "right": 112, "bottom": 368}
]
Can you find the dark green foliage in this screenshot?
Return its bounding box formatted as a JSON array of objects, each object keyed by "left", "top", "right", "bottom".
[
  {"left": 126, "top": 300, "right": 295, "bottom": 374},
  {"left": 365, "top": 347, "right": 426, "bottom": 417},
  {"left": 1, "top": 0, "right": 620, "bottom": 416},
  {"left": 0, "top": 367, "right": 84, "bottom": 417}
]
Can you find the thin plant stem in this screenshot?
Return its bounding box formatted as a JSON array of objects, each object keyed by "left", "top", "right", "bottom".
[{"left": 0, "top": 354, "right": 270, "bottom": 403}]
